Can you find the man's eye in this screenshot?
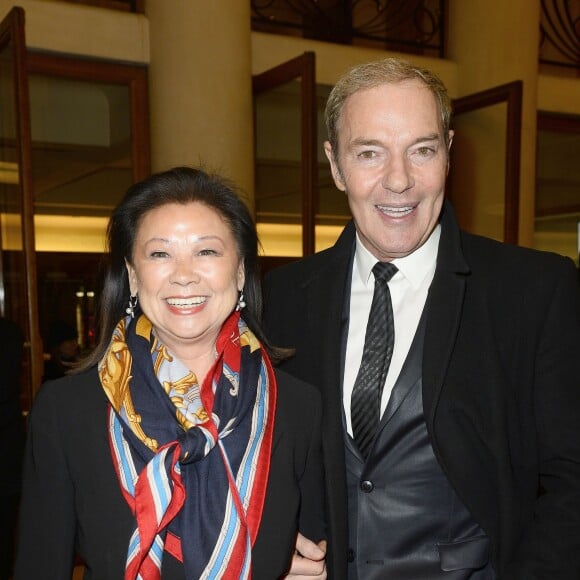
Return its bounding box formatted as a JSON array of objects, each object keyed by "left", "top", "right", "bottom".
[
  {"left": 416, "top": 146, "right": 435, "bottom": 156},
  {"left": 358, "top": 150, "right": 376, "bottom": 159}
]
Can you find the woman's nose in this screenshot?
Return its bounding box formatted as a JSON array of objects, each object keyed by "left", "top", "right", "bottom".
[{"left": 169, "top": 258, "right": 200, "bottom": 285}]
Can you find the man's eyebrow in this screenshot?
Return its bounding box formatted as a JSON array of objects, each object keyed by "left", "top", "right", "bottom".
[
  {"left": 413, "top": 133, "right": 442, "bottom": 143},
  {"left": 348, "top": 138, "right": 384, "bottom": 148},
  {"left": 348, "top": 134, "right": 443, "bottom": 148},
  {"left": 408, "top": 134, "right": 442, "bottom": 146}
]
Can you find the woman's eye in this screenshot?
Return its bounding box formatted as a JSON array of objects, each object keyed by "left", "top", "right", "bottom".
[
  {"left": 198, "top": 248, "right": 218, "bottom": 256},
  {"left": 150, "top": 250, "right": 169, "bottom": 258}
]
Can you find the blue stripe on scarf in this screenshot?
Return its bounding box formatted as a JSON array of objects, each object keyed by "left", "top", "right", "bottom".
[
  {"left": 111, "top": 412, "right": 136, "bottom": 496},
  {"left": 206, "top": 457, "right": 241, "bottom": 577},
  {"left": 128, "top": 529, "right": 140, "bottom": 560},
  {"left": 149, "top": 451, "right": 171, "bottom": 522},
  {"left": 151, "top": 536, "right": 164, "bottom": 566}
]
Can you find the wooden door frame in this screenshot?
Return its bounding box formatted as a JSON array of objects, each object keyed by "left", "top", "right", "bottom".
[
  {"left": 452, "top": 80, "right": 523, "bottom": 244},
  {"left": 253, "top": 51, "right": 318, "bottom": 256},
  {"left": 26, "top": 51, "right": 151, "bottom": 182},
  {"left": 0, "top": 6, "right": 43, "bottom": 402}
]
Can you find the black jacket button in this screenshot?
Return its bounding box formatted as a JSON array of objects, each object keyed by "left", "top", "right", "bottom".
[
  {"left": 347, "top": 548, "right": 355, "bottom": 563},
  {"left": 360, "top": 480, "right": 374, "bottom": 493}
]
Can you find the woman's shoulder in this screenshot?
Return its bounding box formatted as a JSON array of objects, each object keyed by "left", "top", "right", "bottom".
[{"left": 33, "top": 366, "right": 102, "bottom": 411}]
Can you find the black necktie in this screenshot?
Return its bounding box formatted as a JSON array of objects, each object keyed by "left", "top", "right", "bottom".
[{"left": 351, "top": 261, "right": 398, "bottom": 459}]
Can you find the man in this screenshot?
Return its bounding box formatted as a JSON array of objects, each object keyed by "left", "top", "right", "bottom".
[{"left": 266, "top": 57, "right": 580, "bottom": 579}]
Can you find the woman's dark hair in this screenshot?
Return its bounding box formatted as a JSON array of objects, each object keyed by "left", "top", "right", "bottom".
[{"left": 78, "top": 166, "right": 285, "bottom": 370}]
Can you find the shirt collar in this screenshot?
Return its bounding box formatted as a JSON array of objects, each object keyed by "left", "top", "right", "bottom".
[{"left": 354, "top": 224, "right": 441, "bottom": 289}]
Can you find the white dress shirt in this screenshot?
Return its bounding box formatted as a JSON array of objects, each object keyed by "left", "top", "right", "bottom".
[{"left": 343, "top": 225, "right": 440, "bottom": 436}]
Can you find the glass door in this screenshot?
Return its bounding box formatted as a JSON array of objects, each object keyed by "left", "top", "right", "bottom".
[
  {"left": 253, "top": 51, "right": 318, "bottom": 257},
  {"left": 448, "top": 81, "right": 523, "bottom": 244},
  {"left": 25, "top": 52, "right": 150, "bottom": 354}
]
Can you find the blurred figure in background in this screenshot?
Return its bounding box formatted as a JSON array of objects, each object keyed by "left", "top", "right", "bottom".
[
  {"left": 42, "top": 319, "right": 80, "bottom": 382},
  {"left": 0, "top": 317, "right": 24, "bottom": 580}
]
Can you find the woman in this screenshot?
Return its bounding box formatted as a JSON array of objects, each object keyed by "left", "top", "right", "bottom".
[{"left": 15, "top": 167, "right": 325, "bottom": 579}]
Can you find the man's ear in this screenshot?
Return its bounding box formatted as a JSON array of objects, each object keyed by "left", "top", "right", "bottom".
[
  {"left": 324, "top": 141, "right": 346, "bottom": 192},
  {"left": 446, "top": 130, "right": 454, "bottom": 174}
]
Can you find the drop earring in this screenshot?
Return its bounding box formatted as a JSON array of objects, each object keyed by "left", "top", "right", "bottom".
[
  {"left": 126, "top": 294, "right": 138, "bottom": 318},
  {"left": 236, "top": 290, "right": 246, "bottom": 311}
]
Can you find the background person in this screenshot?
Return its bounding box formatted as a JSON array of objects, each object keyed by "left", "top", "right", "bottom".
[
  {"left": 0, "top": 317, "right": 24, "bottom": 580},
  {"left": 42, "top": 319, "right": 80, "bottom": 382},
  {"left": 263, "top": 57, "right": 580, "bottom": 579},
  {"left": 15, "top": 166, "right": 325, "bottom": 579}
]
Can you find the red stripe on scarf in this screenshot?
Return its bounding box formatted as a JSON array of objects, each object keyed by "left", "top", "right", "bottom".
[
  {"left": 126, "top": 444, "right": 186, "bottom": 580},
  {"left": 247, "top": 353, "right": 277, "bottom": 545}
]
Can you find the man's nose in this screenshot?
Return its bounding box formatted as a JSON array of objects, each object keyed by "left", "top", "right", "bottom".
[{"left": 381, "top": 155, "right": 413, "bottom": 194}]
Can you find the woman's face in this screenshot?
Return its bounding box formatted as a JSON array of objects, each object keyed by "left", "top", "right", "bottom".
[{"left": 126, "top": 202, "right": 245, "bottom": 356}]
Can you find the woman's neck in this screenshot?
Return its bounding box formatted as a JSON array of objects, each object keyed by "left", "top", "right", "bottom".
[
  {"left": 153, "top": 330, "right": 217, "bottom": 383},
  {"left": 178, "top": 347, "right": 217, "bottom": 383}
]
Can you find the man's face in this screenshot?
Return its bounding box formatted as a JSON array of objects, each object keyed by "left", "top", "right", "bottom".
[{"left": 325, "top": 79, "right": 453, "bottom": 261}]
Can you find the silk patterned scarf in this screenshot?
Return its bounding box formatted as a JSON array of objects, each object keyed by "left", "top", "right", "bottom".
[{"left": 98, "top": 310, "right": 277, "bottom": 579}]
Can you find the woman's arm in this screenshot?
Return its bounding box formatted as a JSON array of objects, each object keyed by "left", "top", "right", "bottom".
[{"left": 14, "top": 383, "right": 77, "bottom": 579}]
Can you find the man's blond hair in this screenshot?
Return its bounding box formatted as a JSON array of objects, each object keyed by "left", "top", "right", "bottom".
[{"left": 325, "top": 57, "right": 452, "bottom": 159}]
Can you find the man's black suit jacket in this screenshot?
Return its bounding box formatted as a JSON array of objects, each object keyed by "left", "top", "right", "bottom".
[{"left": 263, "top": 202, "right": 580, "bottom": 579}]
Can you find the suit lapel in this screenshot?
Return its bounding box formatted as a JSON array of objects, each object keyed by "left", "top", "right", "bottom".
[
  {"left": 422, "top": 202, "right": 470, "bottom": 426},
  {"left": 304, "top": 222, "right": 355, "bottom": 398},
  {"left": 381, "top": 312, "right": 426, "bottom": 426}
]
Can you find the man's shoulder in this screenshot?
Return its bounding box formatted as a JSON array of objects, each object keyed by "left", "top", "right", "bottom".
[
  {"left": 461, "top": 231, "right": 569, "bottom": 263},
  {"left": 459, "top": 229, "right": 576, "bottom": 279}
]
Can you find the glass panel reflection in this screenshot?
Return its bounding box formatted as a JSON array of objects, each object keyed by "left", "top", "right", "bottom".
[
  {"left": 30, "top": 74, "right": 133, "bottom": 218},
  {"left": 535, "top": 127, "right": 580, "bottom": 264},
  {"left": 29, "top": 74, "right": 134, "bottom": 354},
  {"left": 448, "top": 103, "right": 508, "bottom": 242}
]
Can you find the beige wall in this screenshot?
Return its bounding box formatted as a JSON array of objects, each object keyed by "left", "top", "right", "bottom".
[
  {"left": 251, "top": 31, "right": 459, "bottom": 94},
  {"left": 538, "top": 75, "right": 580, "bottom": 114}
]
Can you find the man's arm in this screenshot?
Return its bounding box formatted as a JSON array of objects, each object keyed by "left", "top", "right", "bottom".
[{"left": 506, "top": 257, "right": 580, "bottom": 577}]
